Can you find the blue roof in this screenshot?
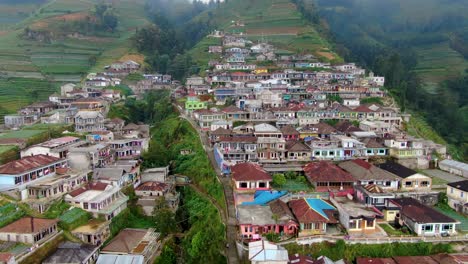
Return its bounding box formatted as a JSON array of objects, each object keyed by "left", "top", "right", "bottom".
[
  {"left": 242, "top": 190, "right": 288, "bottom": 206},
  {"left": 305, "top": 198, "right": 335, "bottom": 220}
]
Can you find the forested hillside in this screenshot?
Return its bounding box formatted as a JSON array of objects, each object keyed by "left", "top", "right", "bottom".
[{"left": 301, "top": 0, "right": 468, "bottom": 160}]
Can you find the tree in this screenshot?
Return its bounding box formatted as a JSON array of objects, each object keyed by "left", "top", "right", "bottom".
[
  {"left": 153, "top": 197, "right": 177, "bottom": 236},
  {"left": 273, "top": 173, "right": 287, "bottom": 187}
]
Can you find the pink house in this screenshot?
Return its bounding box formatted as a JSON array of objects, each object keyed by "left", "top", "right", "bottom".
[
  {"left": 238, "top": 200, "right": 298, "bottom": 239},
  {"left": 231, "top": 163, "right": 272, "bottom": 192}
]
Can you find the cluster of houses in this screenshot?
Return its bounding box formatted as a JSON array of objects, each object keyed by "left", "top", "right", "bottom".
[
  {"left": 231, "top": 161, "right": 459, "bottom": 240},
  {"left": 179, "top": 32, "right": 468, "bottom": 261},
  {"left": 0, "top": 61, "right": 179, "bottom": 263}
]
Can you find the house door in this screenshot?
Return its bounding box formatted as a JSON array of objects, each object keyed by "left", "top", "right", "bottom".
[
  {"left": 435, "top": 224, "right": 440, "bottom": 234},
  {"left": 344, "top": 150, "right": 352, "bottom": 156}
]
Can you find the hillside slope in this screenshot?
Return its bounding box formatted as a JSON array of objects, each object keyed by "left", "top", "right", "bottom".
[
  {"left": 0, "top": 0, "right": 149, "bottom": 120},
  {"left": 188, "top": 0, "right": 341, "bottom": 72}
]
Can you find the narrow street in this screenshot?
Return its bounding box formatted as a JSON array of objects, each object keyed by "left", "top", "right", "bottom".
[{"left": 176, "top": 104, "right": 240, "bottom": 264}]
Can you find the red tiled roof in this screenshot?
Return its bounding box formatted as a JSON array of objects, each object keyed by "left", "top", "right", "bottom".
[
  {"left": 0, "top": 155, "right": 62, "bottom": 175},
  {"left": 0, "top": 217, "right": 58, "bottom": 234},
  {"left": 0, "top": 252, "right": 14, "bottom": 262},
  {"left": 352, "top": 159, "right": 372, "bottom": 170},
  {"left": 303, "top": 161, "right": 356, "bottom": 183},
  {"left": 288, "top": 254, "right": 314, "bottom": 264},
  {"left": 354, "top": 105, "right": 374, "bottom": 113},
  {"left": 392, "top": 256, "right": 438, "bottom": 264},
  {"left": 288, "top": 199, "right": 337, "bottom": 224},
  {"left": 135, "top": 181, "right": 168, "bottom": 192},
  {"left": 231, "top": 163, "right": 272, "bottom": 181},
  {"left": 357, "top": 257, "right": 396, "bottom": 264}
]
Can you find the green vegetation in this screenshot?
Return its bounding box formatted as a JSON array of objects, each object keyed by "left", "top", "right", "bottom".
[
  {"left": 154, "top": 237, "right": 178, "bottom": 264},
  {"left": 284, "top": 240, "right": 452, "bottom": 262},
  {"left": 0, "top": 203, "right": 25, "bottom": 228},
  {"left": 178, "top": 187, "right": 226, "bottom": 264},
  {"left": 273, "top": 173, "right": 287, "bottom": 187},
  {"left": 21, "top": 233, "right": 65, "bottom": 264},
  {"left": 360, "top": 97, "right": 384, "bottom": 105},
  {"left": 43, "top": 200, "right": 70, "bottom": 219},
  {"left": 58, "top": 208, "right": 91, "bottom": 230},
  {"left": 379, "top": 223, "right": 413, "bottom": 236},
  {"left": 0, "top": 146, "right": 19, "bottom": 164}
]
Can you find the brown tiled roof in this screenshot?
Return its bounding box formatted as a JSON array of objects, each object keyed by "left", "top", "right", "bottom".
[
  {"left": 123, "top": 123, "right": 139, "bottom": 130},
  {"left": 287, "top": 141, "right": 310, "bottom": 152},
  {"left": 280, "top": 125, "right": 299, "bottom": 136},
  {"left": 218, "top": 136, "right": 257, "bottom": 143},
  {"left": 288, "top": 199, "right": 337, "bottom": 223},
  {"left": 288, "top": 254, "right": 314, "bottom": 264},
  {"left": 391, "top": 198, "right": 458, "bottom": 224},
  {"left": 210, "top": 127, "right": 232, "bottom": 135},
  {"left": 101, "top": 228, "right": 148, "bottom": 254},
  {"left": 268, "top": 200, "right": 296, "bottom": 224},
  {"left": 68, "top": 182, "right": 109, "bottom": 197},
  {"left": 135, "top": 181, "right": 168, "bottom": 192},
  {"left": 338, "top": 160, "right": 399, "bottom": 181},
  {"left": 301, "top": 123, "right": 336, "bottom": 134},
  {"left": 0, "top": 252, "right": 14, "bottom": 262},
  {"left": 303, "top": 161, "right": 355, "bottom": 183},
  {"left": 0, "top": 155, "right": 62, "bottom": 175},
  {"left": 0, "top": 217, "right": 58, "bottom": 234},
  {"left": 357, "top": 258, "right": 396, "bottom": 264},
  {"left": 361, "top": 138, "right": 384, "bottom": 148},
  {"left": 392, "top": 256, "right": 438, "bottom": 264},
  {"left": 363, "top": 184, "right": 385, "bottom": 193},
  {"left": 335, "top": 120, "right": 362, "bottom": 133},
  {"left": 231, "top": 163, "right": 272, "bottom": 181},
  {"left": 222, "top": 105, "right": 245, "bottom": 113}
]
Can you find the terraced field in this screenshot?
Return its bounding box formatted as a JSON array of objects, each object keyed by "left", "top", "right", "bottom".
[
  {"left": 0, "top": 0, "right": 149, "bottom": 120},
  {"left": 193, "top": 0, "right": 339, "bottom": 62},
  {"left": 413, "top": 41, "right": 468, "bottom": 93}
]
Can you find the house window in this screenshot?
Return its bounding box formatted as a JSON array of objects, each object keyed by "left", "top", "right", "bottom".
[
  {"left": 329, "top": 151, "right": 335, "bottom": 156},
  {"left": 304, "top": 223, "right": 312, "bottom": 230},
  {"left": 450, "top": 188, "right": 454, "bottom": 194},
  {"left": 240, "top": 182, "right": 248, "bottom": 188},
  {"left": 422, "top": 225, "right": 433, "bottom": 232},
  {"left": 379, "top": 149, "right": 385, "bottom": 154},
  {"left": 258, "top": 182, "right": 266, "bottom": 188},
  {"left": 442, "top": 224, "right": 453, "bottom": 231},
  {"left": 461, "top": 192, "right": 464, "bottom": 198},
  {"left": 83, "top": 203, "right": 89, "bottom": 209},
  {"left": 385, "top": 181, "right": 391, "bottom": 186},
  {"left": 314, "top": 151, "right": 320, "bottom": 156},
  {"left": 421, "top": 181, "right": 429, "bottom": 187},
  {"left": 367, "top": 150, "right": 372, "bottom": 154},
  {"left": 405, "top": 181, "right": 413, "bottom": 187},
  {"left": 349, "top": 220, "right": 358, "bottom": 229}
]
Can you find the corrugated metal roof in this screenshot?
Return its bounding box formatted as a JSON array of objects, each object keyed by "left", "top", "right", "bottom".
[
  {"left": 440, "top": 159, "right": 468, "bottom": 172},
  {"left": 96, "top": 254, "right": 144, "bottom": 264}
]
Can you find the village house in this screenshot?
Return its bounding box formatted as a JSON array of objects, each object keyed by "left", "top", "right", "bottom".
[
  {"left": 377, "top": 161, "right": 432, "bottom": 191},
  {"left": 40, "top": 107, "right": 78, "bottom": 125},
  {"left": 439, "top": 159, "right": 468, "bottom": 178},
  {"left": 185, "top": 94, "right": 208, "bottom": 111},
  {"left": 231, "top": 162, "right": 272, "bottom": 192},
  {"left": 106, "top": 60, "right": 140, "bottom": 75},
  {"left": 208, "top": 45, "right": 223, "bottom": 53},
  {"left": 93, "top": 168, "right": 130, "bottom": 187},
  {"left": 257, "top": 137, "right": 287, "bottom": 164},
  {"left": 68, "top": 143, "right": 114, "bottom": 170},
  {"left": 135, "top": 181, "right": 180, "bottom": 215},
  {"left": 64, "top": 182, "right": 128, "bottom": 220},
  {"left": 446, "top": 180, "right": 468, "bottom": 215},
  {"left": 209, "top": 127, "right": 232, "bottom": 143},
  {"left": 25, "top": 168, "right": 88, "bottom": 213},
  {"left": 100, "top": 228, "right": 160, "bottom": 264},
  {"left": 303, "top": 161, "right": 356, "bottom": 195},
  {"left": 248, "top": 240, "right": 289, "bottom": 264},
  {"left": 4, "top": 114, "right": 39, "bottom": 128},
  {"left": 390, "top": 198, "right": 459, "bottom": 236},
  {"left": 280, "top": 125, "right": 300, "bottom": 141},
  {"left": 354, "top": 184, "right": 395, "bottom": 209},
  {"left": 338, "top": 160, "right": 400, "bottom": 190},
  {"left": 72, "top": 219, "right": 110, "bottom": 246},
  {"left": 121, "top": 123, "right": 150, "bottom": 139},
  {"left": 105, "top": 118, "right": 126, "bottom": 134},
  {"left": 43, "top": 242, "right": 99, "bottom": 264},
  {"left": 288, "top": 198, "right": 339, "bottom": 237},
  {"left": 0, "top": 217, "right": 58, "bottom": 244},
  {"left": 286, "top": 141, "right": 311, "bottom": 162},
  {"left": 237, "top": 202, "right": 298, "bottom": 239},
  {"left": 74, "top": 111, "right": 105, "bottom": 133},
  {"left": 254, "top": 123, "right": 283, "bottom": 138},
  {"left": 331, "top": 196, "right": 381, "bottom": 234},
  {"left": 193, "top": 109, "right": 226, "bottom": 131},
  {"left": 20, "top": 101, "right": 56, "bottom": 116},
  {"left": 214, "top": 136, "right": 258, "bottom": 171},
  {"left": 0, "top": 155, "right": 68, "bottom": 200},
  {"left": 109, "top": 138, "right": 148, "bottom": 159},
  {"left": 21, "top": 136, "right": 84, "bottom": 159}
]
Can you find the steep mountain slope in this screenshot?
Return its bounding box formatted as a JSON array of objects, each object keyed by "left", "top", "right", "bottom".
[{"left": 0, "top": 0, "right": 149, "bottom": 120}]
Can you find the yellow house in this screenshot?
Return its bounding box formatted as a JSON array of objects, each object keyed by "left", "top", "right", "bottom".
[{"left": 447, "top": 180, "right": 468, "bottom": 215}]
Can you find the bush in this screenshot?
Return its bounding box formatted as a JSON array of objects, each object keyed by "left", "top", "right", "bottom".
[
  {"left": 273, "top": 173, "right": 287, "bottom": 186},
  {"left": 0, "top": 204, "right": 24, "bottom": 228},
  {"left": 266, "top": 232, "right": 280, "bottom": 243}
]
